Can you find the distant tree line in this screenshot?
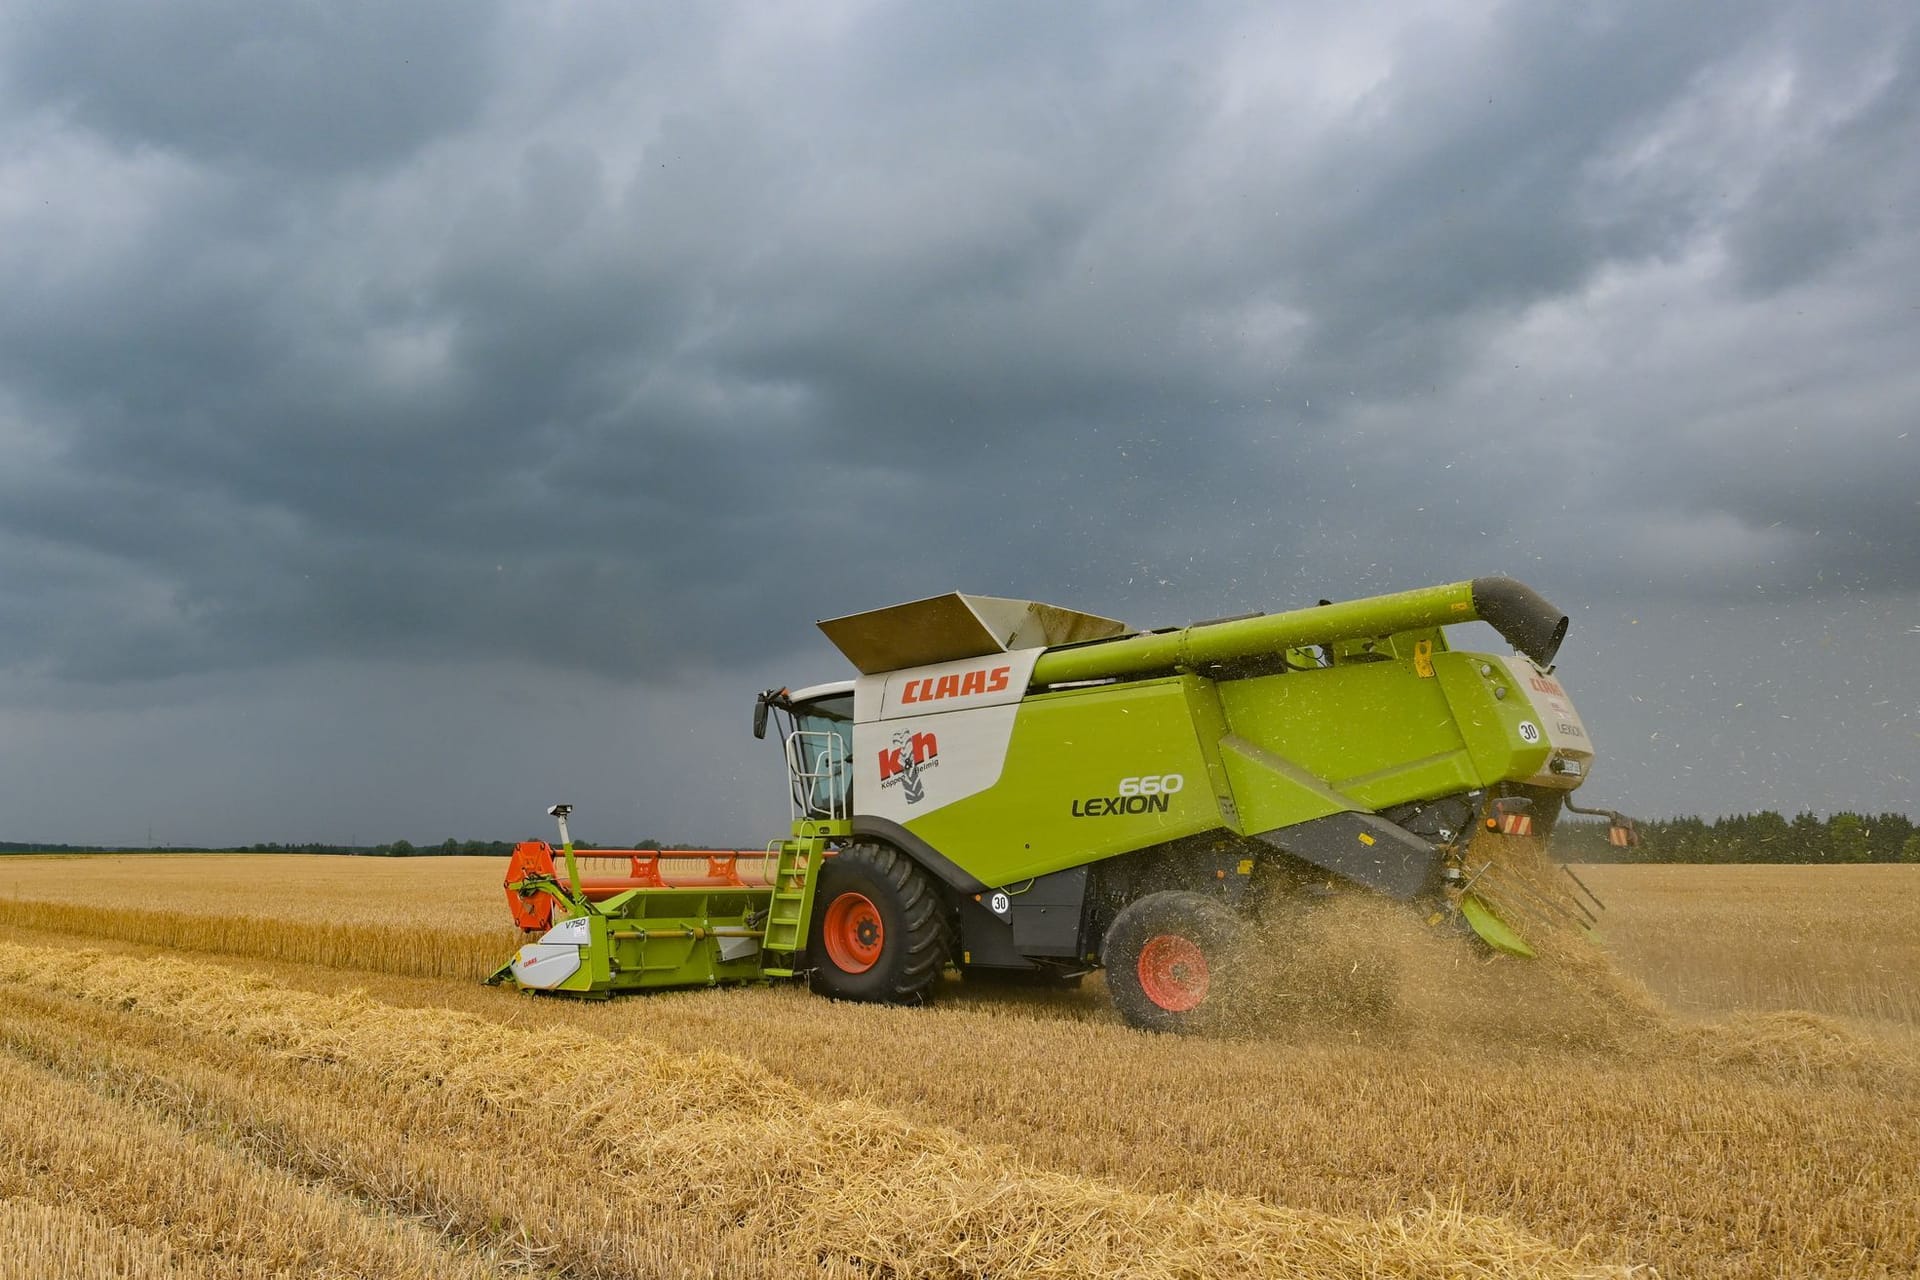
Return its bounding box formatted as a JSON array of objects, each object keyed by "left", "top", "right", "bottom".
[
  {"left": 8, "top": 814, "right": 1917, "bottom": 863},
  {"left": 0, "top": 841, "right": 120, "bottom": 854},
  {"left": 1556, "top": 810, "right": 1920, "bottom": 864}
]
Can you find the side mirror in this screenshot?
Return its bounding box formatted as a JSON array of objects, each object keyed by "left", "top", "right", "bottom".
[{"left": 753, "top": 689, "right": 785, "bottom": 740}]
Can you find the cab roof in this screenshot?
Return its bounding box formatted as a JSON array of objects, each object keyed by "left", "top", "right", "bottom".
[{"left": 786, "top": 679, "right": 855, "bottom": 705}]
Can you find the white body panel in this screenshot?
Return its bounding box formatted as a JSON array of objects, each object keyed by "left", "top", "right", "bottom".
[
  {"left": 852, "top": 650, "right": 1042, "bottom": 822},
  {"left": 509, "top": 915, "right": 592, "bottom": 989},
  {"left": 1515, "top": 661, "right": 1595, "bottom": 785},
  {"left": 510, "top": 943, "right": 582, "bottom": 988},
  {"left": 863, "top": 650, "right": 1039, "bottom": 721},
  {"left": 542, "top": 916, "right": 593, "bottom": 945}
]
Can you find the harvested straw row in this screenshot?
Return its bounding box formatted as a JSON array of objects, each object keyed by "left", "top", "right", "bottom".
[
  {"left": 0, "top": 1198, "right": 189, "bottom": 1280},
  {"left": 0, "top": 942, "right": 1620, "bottom": 1280},
  {"left": 0, "top": 1049, "right": 497, "bottom": 1279},
  {"left": 0, "top": 897, "right": 516, "bottom": 982},
  {"left": 0, "top": 985, "right": 812, "bottom": 1280}
]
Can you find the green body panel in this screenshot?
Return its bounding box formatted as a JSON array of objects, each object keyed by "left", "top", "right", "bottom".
[
  {"left": 900, "top": 676, "right": 1221, "bottom": 885},
  {"left": 1214, "top": 735, "right": 1352, "bottom": 831},
  {"left": 1214, "top": 657, "right": 1474, "bottom": 820},
  {"left": 894, "top": 641, "right": 1563, "bottom": 887},
  {"left": 1431, "top": 652, "right": 1554, "bottom": 783},
  {"left": 601, "top": 889, "right": 771, "bottom": 986}
]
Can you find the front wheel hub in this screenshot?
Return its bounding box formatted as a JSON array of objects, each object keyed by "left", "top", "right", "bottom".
[{"left": 822, "top": 891, "right": 886, "bottom": 974}]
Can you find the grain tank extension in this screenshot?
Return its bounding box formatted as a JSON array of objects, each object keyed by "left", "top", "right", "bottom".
[{"left": 491, "top": 577, "right": 1631, "bottom": 1032}]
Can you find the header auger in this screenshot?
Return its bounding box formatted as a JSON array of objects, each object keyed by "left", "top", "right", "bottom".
[{"left": 490, "top": 576, "right": 1632, "bottom": 1031}]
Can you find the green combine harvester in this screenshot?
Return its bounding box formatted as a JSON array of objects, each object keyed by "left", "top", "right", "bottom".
[{"left": 489, "top": 576, "right": 1631, "bottom": 1031}]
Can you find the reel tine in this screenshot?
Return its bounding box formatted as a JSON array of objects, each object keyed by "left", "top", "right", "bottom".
[{"left": 1561, "top": 863, "right": 1606, "bottom": 914}]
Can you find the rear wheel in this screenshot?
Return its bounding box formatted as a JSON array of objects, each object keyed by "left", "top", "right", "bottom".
[
  {"left": 1103, "top": 890, "right": 1247, "bottom": 1033},
  {"left": 808, "top": 842, "right": 951, "bottom": 1004}
]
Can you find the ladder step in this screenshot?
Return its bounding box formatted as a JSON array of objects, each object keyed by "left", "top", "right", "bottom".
[{"left": 757, "top": 838, "right": 824, "bottom": 979}]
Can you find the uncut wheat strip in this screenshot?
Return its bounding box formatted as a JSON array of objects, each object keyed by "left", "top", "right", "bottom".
[
  {"left": 1670, "top": 1009, "right": 1920, "bottom": 1092},
  {"left": 0, "top": 986, "right": 834, "bottom": 1280},
  {"left": 0, "top": 943, "right": 1621, "bottom": 1280},
  {"left": 0, "top": 897, "right": 515, "bottom": 981},
  {"left": 0, "top": 1051, "right": 499, "bottom": 1280},
  {"left": 1575, "top": 864, "right": 1920, "bottom": 1022},
  {"left": 0, "top": 853, "right": 509, "bottom": 931},
  {"left": 0, "top": 1197, "right": 197, "bottom": 1280}
]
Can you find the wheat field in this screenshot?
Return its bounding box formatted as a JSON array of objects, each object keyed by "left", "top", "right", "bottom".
[{"left": 0, "top": 855, "right": 1914, "bottom": 1278}]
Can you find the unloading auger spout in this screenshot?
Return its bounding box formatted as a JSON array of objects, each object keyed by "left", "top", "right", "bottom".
[{"left": 1028, "top": 577, "right": 1568, "bottom": 686}]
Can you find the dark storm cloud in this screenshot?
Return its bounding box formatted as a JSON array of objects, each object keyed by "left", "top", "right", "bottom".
[
  {"left": 1723, "top": 16, "right": 1920, "bottom": 296},
  {"left": 1, "top": 1, "right": 1917, "bottom": 838},
  {"left": 2, "top": 0, "right": 498, "bottom": 172}
]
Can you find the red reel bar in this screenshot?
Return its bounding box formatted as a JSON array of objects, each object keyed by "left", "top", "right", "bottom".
[{"left": 504, "top": 841, "right": 777, "bottom": 931}]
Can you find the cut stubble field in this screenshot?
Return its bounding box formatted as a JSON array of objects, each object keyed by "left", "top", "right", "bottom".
[{"left": 0, "top": 855, "right": 1914, "bottom": 1278}]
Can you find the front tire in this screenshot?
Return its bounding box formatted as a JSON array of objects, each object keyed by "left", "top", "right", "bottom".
[
  {"left": 1102, "top": 890, "right": 1247, "bottom": 1033},
  {"left": 808, "top": 842, "right": 951, "bottom": 1004}
]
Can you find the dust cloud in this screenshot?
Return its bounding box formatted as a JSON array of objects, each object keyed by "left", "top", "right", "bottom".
[{"left": 1192, "top": 842, "right": 1920, "bottom": 1091}]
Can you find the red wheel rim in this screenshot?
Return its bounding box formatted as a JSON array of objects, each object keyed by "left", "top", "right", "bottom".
[
  {"left": 1137, "top": 934, "right": 1209, "bottom": 1012},
  {"left": 822, "top": 892, "right": 885, "bottom": 974}
]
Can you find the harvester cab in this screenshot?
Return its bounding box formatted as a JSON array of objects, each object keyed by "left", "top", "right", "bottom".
[
  {"left": 757, "top": 684, "right": 856, "bottom": 820},
  {"left": 492, "top": 576, "right": 1626, "bottom": 1032}
]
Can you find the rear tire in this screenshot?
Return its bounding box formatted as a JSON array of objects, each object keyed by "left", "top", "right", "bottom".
[
  {"left": 808, "top": 842, "right": 951, "bottom": 1004},
  {"left": 1102, "top": 890, "right": 1247, "bottom": 1033}
]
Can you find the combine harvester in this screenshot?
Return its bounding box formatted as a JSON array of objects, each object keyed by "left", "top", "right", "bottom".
[{"left": 490, "top": 577, "right": 1633, "bottom": 1031}]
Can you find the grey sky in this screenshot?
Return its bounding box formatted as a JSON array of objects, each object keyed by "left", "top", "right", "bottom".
[{"left": 1, "top": 1, "right": 1915, "bottom": 846}]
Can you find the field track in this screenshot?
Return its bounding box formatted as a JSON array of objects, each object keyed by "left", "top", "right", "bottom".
[{"left": 0, "top": 856, "right": 1915, "bottom": 1278}]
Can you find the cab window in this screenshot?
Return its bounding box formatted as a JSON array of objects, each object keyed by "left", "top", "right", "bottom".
[{"left": 790, "top": 694, "right": 853, "bottom": 816}]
